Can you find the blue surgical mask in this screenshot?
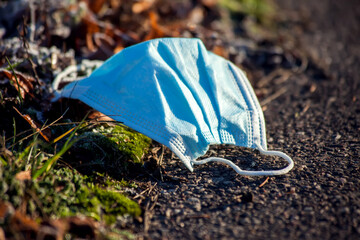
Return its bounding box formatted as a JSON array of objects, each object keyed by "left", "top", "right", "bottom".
[{"left": 52, "top": 38, "right": 294, "bottom": 176}]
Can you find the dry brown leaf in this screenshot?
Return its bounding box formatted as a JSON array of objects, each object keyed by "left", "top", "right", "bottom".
[
  {"left": 39, "top": 219, "right": 69, "bottom": 240},
  {"left": 0, "top": 69, "right": 35, "bottom": 99},
  {"left": 88, "top": 111, "right": 115, "bottom": 122},
  {"left": 40, "top": 216, "right": 97, "bottom": 239},
  {"left": 188, "top": 6, "right": 205, "bottom": 25},
  {"left": 93, "top": 32, "right": 115, "bottom": 58},
  {"left": 103, "top": 22, "right": 117, "bottom": 39},
  {"left": 114, "top": 44, "right": 124, "bottom": 54},
  {"left": 132, "top": 0, "right": 155, "bottom": 14},
  {"left": 13, "top": 107, "right": 51, "bottom": 142},
  {"left": 82, "top": 12, "right": 101, "bottom": 35},
  {"left": 212, "top": 45, "right": 229, "bottom": 59},
  {"left": 200, "top": 0, "right": 219, "bottom": 7},
  {"left": 88, "top": 0, "right": 107, "bottom": 14},
  {"left": 109, "top": 0, "right": 121, "bottom": 9},
  {"left": 15, "top": 171, "right": 31, "bottom": 181},
  {"left": 86, "top": 33, "right": 96, "bottom": 52},
  {"left": 0, "top": 227, "right": 5, "bottom": 240},
  {"left": 0, "top": 201, "right": 15, "bottom": 221},
  {"left": 10, "top": 211, "right": 39, "bottom": 233},
  {"left": 64, "top": 216, "right": 96, "bottom": 238},
  {"left": 144, "top": 11, "right": 167, "bottom": 41}
]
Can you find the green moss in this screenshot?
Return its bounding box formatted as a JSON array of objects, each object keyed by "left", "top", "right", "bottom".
[
  {"left": 68, "top": 123, "right": 151, "bottom": 176},
  {"left": 89, "top": 172, "right": 138, "bottom": 190},
  {"left": 93, "top": 186, "right": 141, "bottom": 224},
  {"left": 0, "top": 166, "right": 141, "bottom": 225},
  {"left": 219, "top": 0, "right": 275, "bottom": 25},
  {"left": 0, "top": 120, "right": 146, "bottom": 238},
  {"left": 93, "top": 124, "right": 152, "bottom": 164}
]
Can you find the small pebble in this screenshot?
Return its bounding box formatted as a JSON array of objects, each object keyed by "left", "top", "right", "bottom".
[{"left": 339, "top": 177, "right": 347, "bottom": 184}]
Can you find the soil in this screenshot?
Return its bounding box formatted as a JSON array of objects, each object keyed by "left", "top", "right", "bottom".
[{"left": 128, "top": 1, "right": 360, "bottom": 239}]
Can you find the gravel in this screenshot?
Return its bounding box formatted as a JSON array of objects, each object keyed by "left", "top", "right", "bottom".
[{"left": 127, "top": 0, "right": 360, "bottom": 239}]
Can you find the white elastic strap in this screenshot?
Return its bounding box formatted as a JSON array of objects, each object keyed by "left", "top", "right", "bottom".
[
  {"left": 51, "top": 60, "right": 104, "bottom": 102},
  {"left": 191, "top": 143, "right": 294, "bottom": 176}
]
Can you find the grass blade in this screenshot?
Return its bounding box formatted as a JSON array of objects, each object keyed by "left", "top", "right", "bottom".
[
  {"left": 32, "top": 139, "right": 76, "bottom": 179},
  {"left": 32, "top": 113, "right": 88, "bottom": 179},
  {"left": 52, "top": 126, "right": 76, "bottom": 144},
  {"left": 5, "top": 57, "right": 24, "bottom": 105}
]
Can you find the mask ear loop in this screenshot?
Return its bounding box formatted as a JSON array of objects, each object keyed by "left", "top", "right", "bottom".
[
  {"left": 51, "top": 60, "right": 104, "bottom": 102},
  {"left": 191, "top": 143, "right": 294, "bottom": 176}
]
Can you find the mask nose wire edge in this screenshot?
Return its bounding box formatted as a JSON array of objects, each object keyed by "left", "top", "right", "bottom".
[{"left": 191, "top": 143, "right": 294, "bottom": 176}]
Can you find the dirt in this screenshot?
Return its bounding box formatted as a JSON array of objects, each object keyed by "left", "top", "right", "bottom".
[{"left": 128, "top": 1, "right": 360, "bottom": 239}]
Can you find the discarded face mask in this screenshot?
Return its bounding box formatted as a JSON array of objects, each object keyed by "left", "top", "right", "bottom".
[{"left": 52, "top": 38, "right": 294, "bottom": 176}]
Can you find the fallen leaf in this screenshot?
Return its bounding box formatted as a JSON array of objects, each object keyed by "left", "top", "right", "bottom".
[
  {"left": 188, "top": 6, "right": 205, "bottom": 25},
  {"left": 87, "top": 0, "right": 107, "bottom": 14},
  {"left": 0, "top": 227, "right": 5, "bottom": 240},
  {"left": 66, "top": 216, "right": 96, "bottom": 238},
  {"left": 82, "top": 11, "right": 101, "bottom": 36},
  {"left": 113, "top": 44, "right": 124, "bottom": 54},
  {"left": 88, "top": 111, "right": 115, "bottom": 122},
  {"left": 109, "top": 0, "right": 121, "bottom": 9},
  {"left": 132, "top": 0, "right": 155, "bottom": 14},
  {"left": 15, "top": 171, "right": 31, "bottom": 181},
  {"left": 10, "top": 211, "right": 39, "bottom": 235},
  {"left": 144, "top": 11, "right": 167, "bottom": 41},
  {"left": 86, "top": 33, "right": 96, "bottom": 52},
  {"left": 212, "top": 45, "right": 229, "bottom": 59},
  {"left": 40, "top": 219, "right": 69, "bottom": 240},
  {"left": 92, "top": 32, "right": 116, "bottom": 59},
  {"left": 13, "top": 106, "right": 51, "bottom": 142},
  {"left": 200, "top": 0, "right": 218, "bottom": 7},
  {"left": 0, "top": 201, "right": 15, "bottom": 222},
  {"left": 0, "top": 69, "right": 35, "bottom": 99}
]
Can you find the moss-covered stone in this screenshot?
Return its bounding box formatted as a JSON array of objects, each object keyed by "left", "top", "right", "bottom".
[
  {"left": 103, "top": 124, "right": 152, "bottom": 164},
  {"left": 67, "top": 123, "right": 151, "bottom": 177}
]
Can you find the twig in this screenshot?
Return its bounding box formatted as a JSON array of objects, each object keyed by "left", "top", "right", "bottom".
[
  {"left": 259, "top": 177, "right": 269, "bottom": 188},
  {"left": 27, "top": 57, "right": 41, "bottom": 85},
  {"left": 299, "top": 103, "right": 311, "bottom": 116},
  {"left": 29, "top": 0, "right": 35, "bottom": 42},
  {"left": 274, "top": 71, "right": 292, "bottom": 85},
  {"left": 260, "top": 86, "right": 288, "bottom": 106},
  {"left": 149, "top": 193, "right": 159, "bottom": 211},
  {"left": 258, "top": 69, "right": 291, "bottom": 88},
  {"left": 158, "top": 145, "right": 165, "bottom": 166},
  {"left": 143, "top": 200, "right": 151, "bottom": 233},
  {"left": 134, "top": 187, "right": 149, "bottom": 200},
  {"left": 147, "top": 182, "right": 158, "bottom": 195},
  {"left": 187, "top": 214, "right": 211, "bottom": 219},
  {"left": 134, "top": 182, "right": 158, "bottom": 199},
  {"left": 143, "top": 192, "right": 159, "bottom": 234}
]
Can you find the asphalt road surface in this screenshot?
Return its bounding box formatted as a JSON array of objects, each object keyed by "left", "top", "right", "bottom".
[{"left": 132, "top": 1, "right": 360, "bottom": 239}]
